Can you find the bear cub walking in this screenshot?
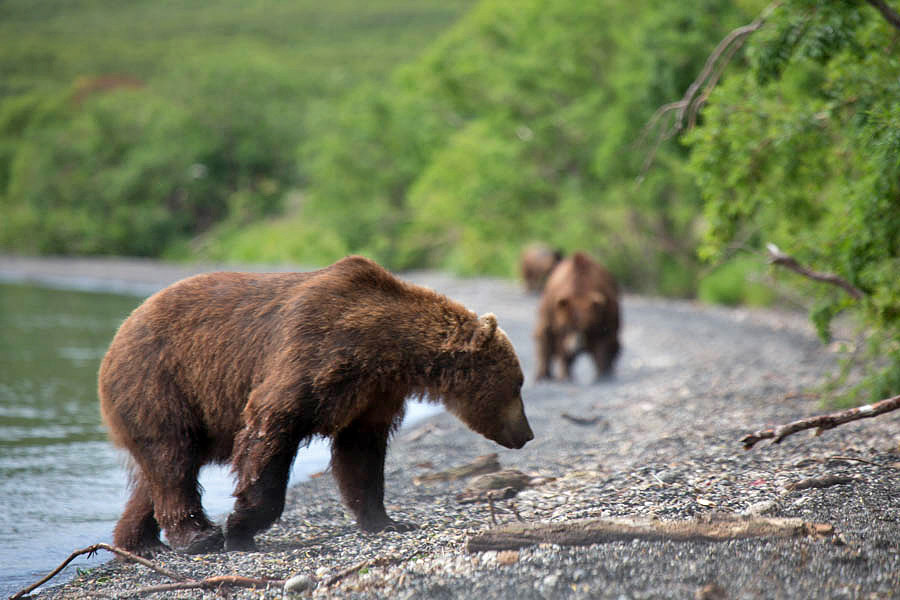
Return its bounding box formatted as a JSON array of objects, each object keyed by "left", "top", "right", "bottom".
[
  {"left": 534, "top": 251, "right": 621, "bottom": 381},
  {"left": 100, "top": 255, "right": 533, "bottom": 554}
]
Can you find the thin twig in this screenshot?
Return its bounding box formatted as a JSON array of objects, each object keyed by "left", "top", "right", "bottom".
[
  {"left": 9, "top": 543, "right": 188, "bottom": 600},
  {"left": 636, "top": 2, "right": 780, "bottom": 178},
  {"left": 9, "top": 543, "right": 284, "bottom": 600},
  {"left": 488, "top": 492, "right": 498, "bottom": 526},
  {"left": 765, "top": 243, "right": 865, "bottom": 300},
  {"left": 741, "top": 393, "right": 900, "bottom": 449},
  {"left": 510, "top": 500, "right": 526, "bottom": 523},
  {"left": 322, "top": 555, "right": 408, "bottom": 589},
  {"left": 124, "top": 575, "right": 280, "bottom": 597}
]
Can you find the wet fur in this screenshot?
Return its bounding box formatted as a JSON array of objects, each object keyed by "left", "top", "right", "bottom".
[{"left": 100, "top": 256, "right": 532, "bottom": 554}]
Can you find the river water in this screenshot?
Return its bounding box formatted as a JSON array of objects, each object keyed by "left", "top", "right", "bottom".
[{"left": 0, "top": 282, "right": 438, "bottom": 596}]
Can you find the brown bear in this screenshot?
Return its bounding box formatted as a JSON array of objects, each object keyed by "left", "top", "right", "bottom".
[
  {"left": 99, "top": 255, "right": 533, "bottom": 555},
  {"left": 534, "top": 251, "right": 620, "bottom": 381},
  {"left": 519, "top": 243, "right": 563, "bottom": 293}
]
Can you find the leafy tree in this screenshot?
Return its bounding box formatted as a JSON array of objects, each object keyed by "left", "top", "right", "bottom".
[
  {"left": 686, "top": 0, "right": 900, "bottom": 402},
  {"left": 0, "top": 0, "right": 475, "bottom": 257},
  {"left": 298, "top": 0, "right": 754, "bottom": 287}
]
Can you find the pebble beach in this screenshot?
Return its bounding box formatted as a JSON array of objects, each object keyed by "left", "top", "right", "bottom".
[{"left": 4, "top": 256, "right": 898, "bottom": 600}]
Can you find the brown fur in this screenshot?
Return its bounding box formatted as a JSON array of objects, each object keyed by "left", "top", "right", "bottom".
[
  {"left": 99, "top": 256, "right": 533, "bottom": 554},
  {"left": 534, "top": 251, "right": 620, "bottom": 381},
  {"left": 520, "top": 244, "right": 563, "bottom": 293}
]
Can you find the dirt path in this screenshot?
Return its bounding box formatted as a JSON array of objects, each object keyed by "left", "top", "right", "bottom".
[{"left": 4, "top": 256, "right": 897, "bottom": 599}]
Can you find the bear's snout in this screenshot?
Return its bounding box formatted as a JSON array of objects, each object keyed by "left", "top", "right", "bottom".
[
  {"left": 502, "top": 423, "right": 534, "bottom": 449},
  {"left": 495, "top": 399, "right": 534, "bottom": 449}
]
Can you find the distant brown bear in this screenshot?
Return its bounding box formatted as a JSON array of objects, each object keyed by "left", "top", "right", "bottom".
[
  {"left": 99, "top": 256, "right": 533, "bottom": 555},
  {"left": 520, "top": 243, "right": 563, "bottom": 293},
  {"left": 534, "top": 252, "right": 620, "bottom": 381}
]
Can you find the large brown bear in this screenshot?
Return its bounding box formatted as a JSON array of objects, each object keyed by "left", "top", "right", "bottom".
[
  {"left": 534, "top": 251, "right": 620, "bottom": 381},
  {"left": 519, "top": 243, "right": 563, "bottom": 293},
  {"left": 99, "top": 256, "right": 533, "bottom": 555}
]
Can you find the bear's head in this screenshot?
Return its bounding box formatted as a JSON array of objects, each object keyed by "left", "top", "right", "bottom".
[
  {"left": 552, "top": 291, "right": 608, "bottom": 354},
  {"left": 444, "top": 313, "right": 534, "bottom": 449}
]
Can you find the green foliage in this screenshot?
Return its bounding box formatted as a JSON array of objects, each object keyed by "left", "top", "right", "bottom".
[
  {"left": 288, "top": 0, "right": 754, "bottom": 287},
  {"left": 698, "top": 256, "right": 776, "bottom": 307},
  {"left": 687, "top": 0, "right": 900, "bottom": 402},
  {"left": 0, "top": 0, "right": 475, "bottom": 256}
]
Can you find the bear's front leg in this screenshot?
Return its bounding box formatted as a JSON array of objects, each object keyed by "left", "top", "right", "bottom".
[
  {"left": 534, "top": 327, "right": 555, "bottom": 380},
  {"left": 226, "top": 399, "right": 309, "bottom": 552},
  {"left": 331, "top": 420, "right": 416, "bottom": 533},
  {"left": 590, "top": 336, "right": 620, "bottom": 380}
]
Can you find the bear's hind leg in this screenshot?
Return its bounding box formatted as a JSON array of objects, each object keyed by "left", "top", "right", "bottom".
[
  {"left": 332, "top": 419, "right": 415, "bottom": 533},
  {"left": 113, "top": 472, "right": 168, "bottom": 556}
]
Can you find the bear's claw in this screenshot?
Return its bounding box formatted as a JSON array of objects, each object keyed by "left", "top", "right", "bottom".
[{"left": 173, "top": 527, "right": 225, "bottom": 554}]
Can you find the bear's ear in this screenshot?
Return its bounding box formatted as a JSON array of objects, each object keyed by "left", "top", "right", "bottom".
[{"left": 470, "top": 313, "right": 498, "bottom": 349}]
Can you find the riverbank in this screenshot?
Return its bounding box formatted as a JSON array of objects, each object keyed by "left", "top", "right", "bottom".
[{"left": 3, "top": 256, "right": 898, "bottom": 599}]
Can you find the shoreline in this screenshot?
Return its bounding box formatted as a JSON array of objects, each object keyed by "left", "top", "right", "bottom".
[{"left": 3, "top": 255, "right": 898, "bottom": 599}]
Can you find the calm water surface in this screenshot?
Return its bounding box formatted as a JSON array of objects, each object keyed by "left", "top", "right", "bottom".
[{"left": 0, "top": 282, "right": 438, "bottom": 595}]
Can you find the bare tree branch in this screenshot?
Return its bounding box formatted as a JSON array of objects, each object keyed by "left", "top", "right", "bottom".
[
  {"left": 765, "top": 243, "right": 865, "bottom": 300},
  {"left": 741, "top": 393, "right": 900, "bottom": 450},
  {"left": 123, "top": 575, "right": 280, "bottom": 597},
  {"left": 866, "top": 0, "right": 900, "bottom": 30},
  {"left": 636, "top": 2, "right": 781, "bottom": 179},
  {"left": 9, "top": 543, "right": 282, "bottom": 600}
]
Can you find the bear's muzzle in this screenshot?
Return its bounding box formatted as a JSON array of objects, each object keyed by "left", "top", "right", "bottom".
[{"left": 495, "top": 398, "right": 534, "bottom": 449}]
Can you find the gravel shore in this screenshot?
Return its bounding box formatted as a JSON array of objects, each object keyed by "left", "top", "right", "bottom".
[{"left": 4, "top": 256, "right": 898, "bottom": 600}]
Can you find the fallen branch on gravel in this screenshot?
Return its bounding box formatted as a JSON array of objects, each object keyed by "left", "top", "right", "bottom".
[
  {"left": 322, "top": 555, "right": 409, "bottom": 589},
  {"left": 765, "top": 244, "right": 865, "bottom": 300},
  {"left": 116, "top": 575, "right": 282, "bottom": 597},
  {"left": 740, "top": 394, "right": 900, "bottom": 450},
  {"left": 9, "top": 543, "right": 282, "bottom": 600},
  {"left": 561, "top": 413, "right": 604, "bottom": 426},
  {"left": 466, "top": 516, "right": 831, "bottom": 552},
  {"left": 413, "top": 453, "right": 500, "bottom": 485},
  {"left": 785, "top": 475, "right": 855, "bottom": 492}
]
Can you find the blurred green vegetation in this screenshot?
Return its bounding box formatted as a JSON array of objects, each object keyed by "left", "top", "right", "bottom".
[
  {"left": 1, "top": 0, "right": 898, "bottom": 401},
  {"left": 0, "top": 0, "right": 475, "bottom": 256}
]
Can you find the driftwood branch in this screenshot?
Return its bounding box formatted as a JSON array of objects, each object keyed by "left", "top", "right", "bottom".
[
  {"left": 765, "top": 243, "right": 864, "bottom": 300},
  {"left": 118, "top": 575, "right": 280, "bottom": 597},
  {"left": 8, "top": 543, "right": 282, "bottom": 600},
  {"left": 866, "top": 0, "right": 900, "bottom": 30},
  {"left": 785, "top": 475, "right": 855, "bottom": 492},
  {"left": 466, "top": 516, "right": 830, "bottom": 553},
  {"left": 741, "top": 393, "right": 900, "bottom": 450},
  {"left": 637, "top": 2, "right": 780, "bottom": 178}
]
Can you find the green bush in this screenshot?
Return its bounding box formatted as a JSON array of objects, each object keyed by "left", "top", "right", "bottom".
[
  {"left": 687, "top": 0, "right": 900, "bottom": 402},
  {"left": 697, "top": 256, "right": 776, "bottom": 307},
  {"left": 0, "top": 0, "right": 476, "bottom": 256},
  {"left": 287, "top": 0, "right": 754, "bottom": 290}
]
